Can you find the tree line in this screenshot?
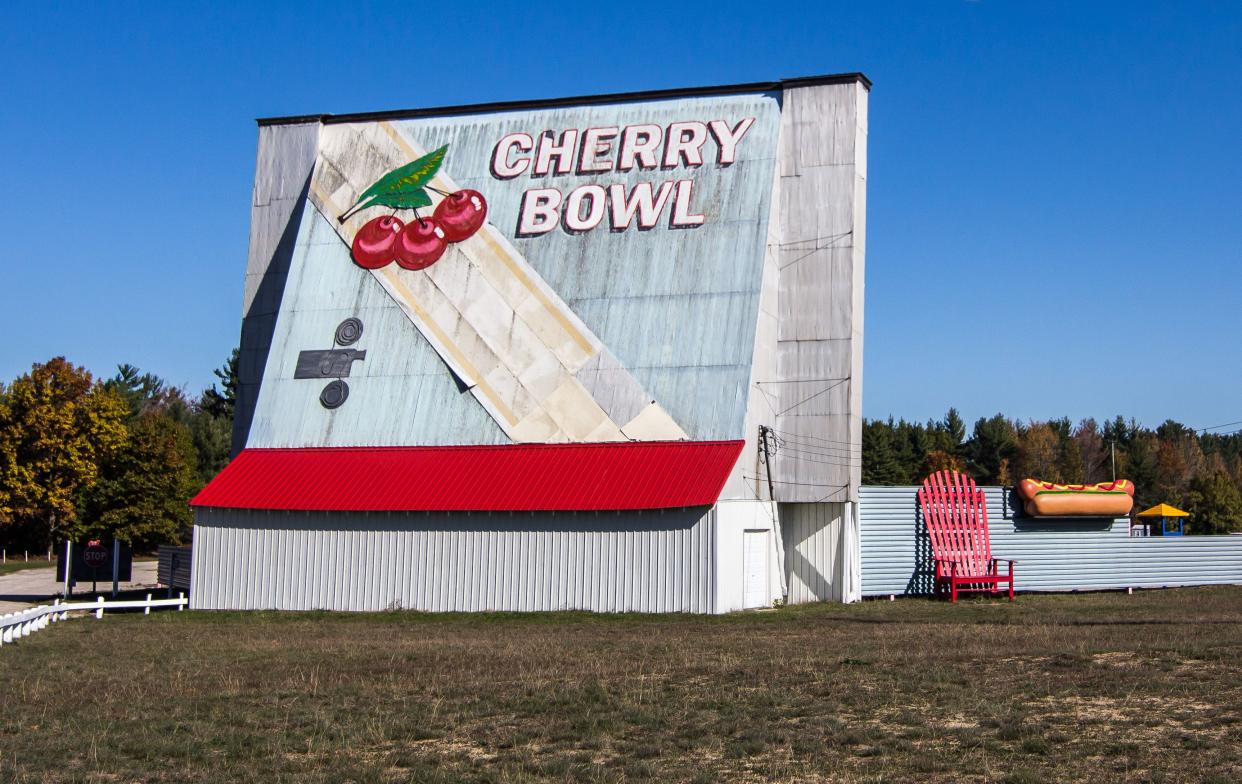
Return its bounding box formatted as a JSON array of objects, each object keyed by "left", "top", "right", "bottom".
[
  {"left": 0, "top": 354, "right": 237, "bottom": 553},
  {"left": 3, "top": 354, "right": 1240, "bottom": 549},
  {"left": 863, "top": 409, "right": 1242, "bottom": 534}
]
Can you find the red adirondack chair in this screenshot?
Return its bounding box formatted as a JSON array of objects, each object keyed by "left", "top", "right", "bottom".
[{"left": 917, "top": 471, "right": 1016, "bottom": 602}]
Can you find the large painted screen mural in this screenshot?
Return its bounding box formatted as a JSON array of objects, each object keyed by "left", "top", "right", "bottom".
[{"left": 249, "top": 94, "right": 781, "bottom": 448}]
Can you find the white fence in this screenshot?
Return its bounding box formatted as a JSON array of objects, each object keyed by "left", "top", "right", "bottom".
[{"left": 0, "top": 593, "right": 187, "bottom": 647}]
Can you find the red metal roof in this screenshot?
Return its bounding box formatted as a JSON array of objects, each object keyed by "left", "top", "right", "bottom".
[{"left": 191, "top": 441, "right": 745, "bottom": 512}]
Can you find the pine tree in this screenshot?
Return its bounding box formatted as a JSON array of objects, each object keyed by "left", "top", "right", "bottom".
[
  {"left": 862, "top": 419, "right": 905, "bottom": 485},
  {"left": 965, "top": 415, "right": 1018, "bottom": 484},
  {"left": 193, "top": 349, "right": 238, "bottom": 483},
  {"left": 1053, "top": 418, "right": 1085, "bottom": 483},
  {"left": 943, "top": 408, "right": 966, "bottom": 455},
  {"left": 1184, "top": 470, "right": 1242, "bottom": 534},
  {"left": 1125, "top": 434, "right": 1162, "bottom": 510},
  {"left": 201, "top": 349, "right": 238, "bottom": 420},
  {"left": 105, "top": 364, "right": 174, "bottom": 417}
]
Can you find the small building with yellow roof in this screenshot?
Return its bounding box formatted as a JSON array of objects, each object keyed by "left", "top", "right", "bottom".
[{"left": 1135, "top": 503, "right": 1190, "bottom": 537}]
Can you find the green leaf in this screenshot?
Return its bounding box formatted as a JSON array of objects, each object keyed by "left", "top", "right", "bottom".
[
  {"left": 338, "top": 145, "right": 449, "bottom": 222},
  {"left": 356, "top": 187, "right": 432, "bottom": 212},
  {"left": 356, "top": 145, "right": 448, "bottom": 204}
]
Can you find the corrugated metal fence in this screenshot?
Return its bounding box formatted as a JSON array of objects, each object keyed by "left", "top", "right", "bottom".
[
  {"left": 191, "top": 506, "right": 716, "bottom": 613},
  {"left": 860, "top": 485, "right": 1242, "bottom": 596},
  {"left": 157, "top": 545, "right": 192, "bottom": 591}
]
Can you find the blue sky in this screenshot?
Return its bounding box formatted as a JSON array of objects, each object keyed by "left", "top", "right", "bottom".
[{"left": 0, "top": 2, "right": 1238, "bottom": 431}]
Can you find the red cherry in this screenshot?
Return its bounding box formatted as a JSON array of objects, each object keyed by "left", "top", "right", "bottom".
[
  {"left": 351, "top": 216, "right": 403, "bottom": 269},
  {"left": 433, "top": 189, "right": 488, "bottom": 242},
  {"left": 394, "top": 218, "right": 448, "bottom": 270}
]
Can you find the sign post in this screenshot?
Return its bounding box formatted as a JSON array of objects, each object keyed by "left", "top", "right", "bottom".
[
  {"left": 64, "top": 541, "right": 73, "bottom": 598},
  {"left": 111, "top": 540, "right": 120, "bottom": 597}
]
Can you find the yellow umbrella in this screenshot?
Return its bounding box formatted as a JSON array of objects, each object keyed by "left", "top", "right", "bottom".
[{"left": 1135, "top": 503, "right": 1190, "bottom": 518}]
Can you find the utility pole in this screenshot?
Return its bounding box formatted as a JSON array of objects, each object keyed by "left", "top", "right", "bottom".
[
  {"left": 758, "top": 425, "right": 777, "bottom": 502},
  {"left": 1111, "top": 441, "right": 1116, "bottom": 482},
  {"left": 757, "top": 424, "right": 788, "bottom": 603}
]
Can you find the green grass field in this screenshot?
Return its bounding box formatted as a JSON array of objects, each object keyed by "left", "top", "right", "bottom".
[
  {"left": 0, "top": 555, "right": 157, "bottom": 578},
  {"left": 3, "top": 587, "right": 1241, "bottom": 783},
  {"left": 0, "top": 559, "right": 56, "bottom": 577}
]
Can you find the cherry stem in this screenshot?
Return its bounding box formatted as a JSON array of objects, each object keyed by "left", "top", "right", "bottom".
[
  {"left": 338, "top": 203, "right": 363, "bottom": 224},
  {"left": 426, "top": 185, "right": 453, "bottom": 198}
]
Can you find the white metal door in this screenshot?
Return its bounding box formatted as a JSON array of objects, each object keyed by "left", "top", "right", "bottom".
[{"left": 742, "top": 530, "right": 769, "bottom": 609}]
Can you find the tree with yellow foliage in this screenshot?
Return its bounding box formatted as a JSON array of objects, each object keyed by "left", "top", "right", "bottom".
[{"left": 0, "top": 358, "right": 128, "bottom": 552}]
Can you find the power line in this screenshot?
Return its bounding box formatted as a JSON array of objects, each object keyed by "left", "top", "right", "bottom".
[
  {"left": 773, "top": 453, "right": 860, "bottom": 468},
  {"left": 771, "top": 435, "right": 862, "bottom": 454},
  {"left": 755, "top": 377, "right": 851, "bottom": 384},
  {"left": 1203, "top": 426, "right": 1242, "bottom": 437},
  {"left": 737, "top": 474, "right": 780, "bottom": 520},
  {"left": 770, "top": 445, "right": 861, "bottom": 465},
  {"left": 776, "top": 230, "right": 855, "bottom": 271},
  {"left": 775, "top": 449, "right": 860, "bottom": 465},
  {"left": 1197, "top": 419, "right": 1242, "bottom": 433},
  {"left": 759, "top": 435, "right": 859, "bottom": 471},
  {"left": 767, "top": 433, "right": 860, "bottom": 462},
  {"left": 776, "top": 230, "right": 854, "bottom": 249},
  {"left": 771, "top": 379, "right": 849, "bottom": 417},
  {"left": 814, "top": 486, "right": 849, "bottom": 503},
  {"left": 744, "top": 475, "right": 850, "bottom": 489},
  {"left": 769, "top": 428, "right": 860, "bottom": 449}
]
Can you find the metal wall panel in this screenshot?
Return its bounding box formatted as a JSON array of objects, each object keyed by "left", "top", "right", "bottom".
[
  {"left": 770, "top": 82, "right": 867, "bottom": 502},
  {"left": 780, "top": 502, "right": 845, "bottom": 603},
  {"left": 234, "top": 122, "right": 321, "bottom": 454},
  {"left": 859, "top": 485, "right": 1242, "bottom": 596},
  {"left": 190, "top": 506, "right": 716, "bottom": 613},
  {"left": 722, "top": 157, "right": 782, "bottom": 504}
]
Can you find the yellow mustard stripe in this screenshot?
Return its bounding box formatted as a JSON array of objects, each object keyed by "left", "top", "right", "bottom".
[
  {"left": 378, "top": 122, "right": 596, "bottom": 358},
  {"left": 311, "top": 177, "right": 519, "bottom": 428},
  {"left": 476, "top": 230, "right": 596, "bottom": 357},
  {"left": 379, "top": 269, "right": 519, "bottom": 427},
  {"left": 379, "top": 121, "right": 415, "bottom": 158}
]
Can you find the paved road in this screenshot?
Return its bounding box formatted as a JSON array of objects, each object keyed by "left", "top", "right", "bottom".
[{"left": 0, "top": 561, "right": 160, "bottom": 613}]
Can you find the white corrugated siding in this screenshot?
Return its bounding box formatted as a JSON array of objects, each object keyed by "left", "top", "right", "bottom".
[
  {"left": 860, "top": 486, "right": 1242, "bottom": 596},
  {"left": 191, "top": 506, "right": 716, "bottom": 613},
  {"left": 780, "top": 502, "right": 845, "bottom": 603},
  {"left": 771, "top": 83, "right": 867, "bottom": 502}
]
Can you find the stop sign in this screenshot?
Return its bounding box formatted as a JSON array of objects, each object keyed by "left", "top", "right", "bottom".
[{"left": 83, "top": 541, "right": 108, "bottom": 569}]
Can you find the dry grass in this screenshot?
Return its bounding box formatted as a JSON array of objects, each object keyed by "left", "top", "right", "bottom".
[{"left": 2, "top": 587, "right": 1242, "bottom": 783}]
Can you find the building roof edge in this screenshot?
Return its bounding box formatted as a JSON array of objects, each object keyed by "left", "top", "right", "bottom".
[{"left": 255, "top": 72, "right": 871, "bottom": 127}]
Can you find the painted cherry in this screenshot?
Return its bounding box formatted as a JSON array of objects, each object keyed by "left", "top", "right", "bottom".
[
  {"left": 351, "top": 216, "right": 403, "bottom": 269},
  {"left": 394, "top": 217, "right": 448, "bottom": 270},
  {"left": 433, "top": 189, "right": 488, "bottom": 242}
]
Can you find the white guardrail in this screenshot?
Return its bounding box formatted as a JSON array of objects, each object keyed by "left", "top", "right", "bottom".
[{"left": 0, "top": 593, "right": 187, "bottom": 647}]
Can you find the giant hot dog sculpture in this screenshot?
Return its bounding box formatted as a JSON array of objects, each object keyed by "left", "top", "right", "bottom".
[{"left": 1017, "top": 479, "right": 1135, "bottom": 517}]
